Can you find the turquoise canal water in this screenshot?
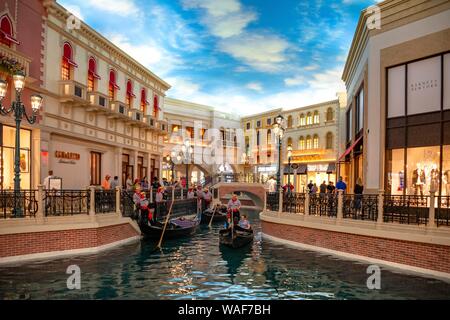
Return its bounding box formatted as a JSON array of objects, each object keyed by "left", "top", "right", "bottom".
[{"left": 1, "top": 209, "right": 450, "bottom": 300}]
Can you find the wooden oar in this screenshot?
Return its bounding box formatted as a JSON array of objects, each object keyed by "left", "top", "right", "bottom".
[
  {"left": 208, "top": 202, "right": 218, "bottom": 228},
  {"left": 156, "top": 191, "right": 175, "bottom": 249}
]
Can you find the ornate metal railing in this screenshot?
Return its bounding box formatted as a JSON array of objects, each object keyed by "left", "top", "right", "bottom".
[
  {"left": 283, "top": 192, "right": 305, "bottom": 214},
  {"left": 0, "top": 190, "right": 38, "bottom": 218},
  {"left": 154, "top": 198, "right": 198, "bottom": 221},
  {"left": 213, "top": 173, "right": 266, "bottom": 185},
  {"left": 437, "top": 196, "right": 450, "bottom": 227},
  {"left": 383, "top": 195, "right": 429, "bottom": 225},
  {"left": 266, "top": 192, "right": 279, "bottom": 211},
  {"left": 120, "top": 190, "right": 136, "bottom": 218},
  {"left": 95, "top": 190, "right": 116, "bottom": 213},
  {"left": 44, "top": 190, "right": 89, "bottom": 216},
  {"left": 309, "top": 194, "right": 337, "bottom": 217},
  {"left": 343, "top": 194, "right": 378, "bottom": 221}
]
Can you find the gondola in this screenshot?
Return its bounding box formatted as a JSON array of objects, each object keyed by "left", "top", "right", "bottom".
[
  {"left": 201, "top": 205, "right": 228, "bottom": 224},
  {"left": 138, "top": 215, "right": 200, "bottom": 239},
  {"left": 219, "top": 225, "right": 254, "bottom": 248}
]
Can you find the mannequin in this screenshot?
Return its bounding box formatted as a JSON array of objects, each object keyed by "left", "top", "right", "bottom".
[
  {"left": 412, "top": 163, "right": 425, "bottom": 197},
  {"left": 430, "top": 164, "right": 439, "bottom": 194},
  {"left": 444, "top": 169, "right": 450, "bottom": 196}
]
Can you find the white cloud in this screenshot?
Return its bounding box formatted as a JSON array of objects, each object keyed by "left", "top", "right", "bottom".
[
  {"left": 206, "top": 12, "right": 257, "bottom": 38},
  {"left": 63, "top": 4, "right": 84, "bottom": 20},
  {"left": 304, "top": 64, "right": 319, "bottom": 71},
  {"left": 246, "top": 82, "right": 263, "bottom": 92},
  {"left": 81, "top": 0, "right": 139, "bottom": 17},
  {"left": 218, "top": 34, "right": 290, "bottom": 72},
  {"left": 182, "top": 0, "right": 242, "bottom": 17},
  {"left": 284, "top": 75, "right": 306, "bottom": 87},
  {"left": 165, "top": 77, "right": 201, "bottom": 96}
]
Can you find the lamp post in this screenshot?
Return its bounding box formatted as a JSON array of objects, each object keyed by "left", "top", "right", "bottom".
[
  {"left": 287, "top": 145, "right": 292, "bottom": 194},
  {"left": 179, "top": 139, "right": 193, "bottom": 192},
  {"left": 165, "top": 155, "right": 175, "bottom": 182},
  {"left": 273, "top": 114, "right": 285, "bottom": 192},
  {"left": 0, "top": 71, "right": 43, "bottom": 217}
]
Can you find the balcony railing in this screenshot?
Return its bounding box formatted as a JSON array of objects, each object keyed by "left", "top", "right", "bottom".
[
  {"left": 59, "top": 80, "right": 87, "bottom": 102},
  {"left": 88, "top": 91, "right": 109, "bottom": 110},
  {"left": 436, "top": 196, "right": 450, "bottom": 227},
  {"left": 95, "top": 190, "right": 116, "bottom": 213},
  {"left": 283, "top": 192, "right": 305, "bottom": 214},
  {"left": 0, "top": 190, "right": 38, "bottom": 218},
  {"left": 266, "top": 192, "right": 279, "bottom": 212},
  {"left": 343, "top": 194, "right": 378, "bottom": 221},
  {"left": 309, "top": 194, "right": 337, "bottom": 217},
  {"left": 383, "top": 195, "right": 429, "bottom": 225},
  {"left": 44, "top": 190, "right": 90, "bottom": 216}
]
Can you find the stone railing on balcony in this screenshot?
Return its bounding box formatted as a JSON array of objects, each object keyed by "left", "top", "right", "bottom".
[
  {"left": 156, "top": 120, "right": 169, "bottom": 135},
  {"left": 0, "top": 45, "right": 31, "bottom": 78},
  {"left": 58, "top": 80, "right": 87, "bottom": 104},
  {"left": 87, "top": 91, "right": 109, "bottom": 111},
  {"left": 128, "top": 109, "right": 145, "bottom": 126},
  {"left": 110, "top": 100, "right": 129, "bottom": 119},
  {"left": 143, "top": 115, "right": 156, "bottom": 128}
]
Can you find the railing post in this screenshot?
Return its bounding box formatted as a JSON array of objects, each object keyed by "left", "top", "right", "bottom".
[
  {"left": 115, "top": 186, "right": 121, "bottom": 216},
  {"left": 278, "top": 188, "right": 283, "bottom": 215},
  {"left": 428, "top": 191, "right": 436, "bottom": 228},
  {"left": 89, "top": 186, "right": 96, "bottom": 219},
  {"left": 172, "top": 187, "right": 175, "bottom": 202},
  {"left": 36, "top": 185, "right": 44, "bottom": 222},
  {"left": 305, "top": 192, "right": 310, "bottom": 215},
  {"left": 263, "top": 191, "right": 267, "bottom": 212},
  {"left": 377, "top": 190, "right": 384, "bottom": 225},
  {"left": 149, "top": 186, "right": 153, "bottom": 203},
  {"left": 181, "top": 187, "right": 184, "bottom": 200},
  {"left": 337, "top": 190, "right": 343, "bottom": 221}
]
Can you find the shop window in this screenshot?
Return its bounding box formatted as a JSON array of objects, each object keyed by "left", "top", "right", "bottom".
[
  {"left": 300, "top": 114, "right": 305, "bottom": 126},
  {"left": 407, "top": 146, "right": 440, "bottom": 196},
  {"left": 326, "top": 132, "right": 333, "bottom": 149},
  {"left": 109, "top": 70, "right": 119, "bottom": 101},
  {"left": 443, "top": 145, "right": 450, "bottom": 196},
  {"left": 326, "top": 108, "right": 334, "bottom": 121},
  {"left": 90, "top": 152, "right": 102, "bottom": 186},
  {"left": 306, "top": 135, "right": 312, "bottom": 150},
  {"left": 0, "top": 15, "right": 19, "bottom": 47},
  {"left": 186, "top": 126, "right": 194, "bottom": 139},
  {"left": 313, "top": 135, "right": 319, "bottom": 149},
  {"left": 386, "top": 149, "right": 404, "bottom": 195},
  {"left": 355, "top": 87, "right": 364, "bottom": 135},
  {"left": 306, "top": 113, "right": 312, "bottom": 125},
  {"left": 313, "top": 111, "right": 319, "bottom": 124},
  {"left": 287, "top": 115, "right": 293, "bottom": 128},
  {"left": 299, "top": 136, "right": 305, "bottom": 150}
]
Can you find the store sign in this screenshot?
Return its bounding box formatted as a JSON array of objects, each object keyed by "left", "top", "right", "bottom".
[
  {"left": 257, "top": 166, "right": 277, "bottom": 173},
  {"left": 55, "top": 151, "right": 80, "bottom": 164},
  {"left": 307, "top": 164, "right": 328, "bottom": 172}
]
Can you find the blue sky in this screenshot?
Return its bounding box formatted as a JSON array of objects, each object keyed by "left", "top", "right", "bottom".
[{"left": 58, "top": 0, "right": 380, "bottom": 115}]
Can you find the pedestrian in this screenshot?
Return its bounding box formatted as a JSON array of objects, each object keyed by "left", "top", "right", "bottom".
[
  {"left": 320, "top": 181, "right": 327, "bottom": 196},
  {"left": 327, "top": 181, "right": 336, "bottom": 194},
  {"left": 152, "top": 176, "right": 160, "bottom": 189},
  {"left": 155, "top": 186, "right": 165, "bottom": 220},
  {"left": 101, "top": 174, "right": 111, "bottom": 190},
  {"left": 110, "top": 176, "right": 120, "bottom": 190},
  {"left": 126, "top": 174, "right": 133, "bottom": 191},
  {"left": 354, "top": 178, "right": 364, "bottom": 213},
  {"left": 307, "top": 180, "right": 314, "bottom": 193},
  {"left": 187, "top": 187, "right": 195, "bottom": 199},
  {"left": 133, "top": 178, "right": 141, "bottom": 190},
  {"left": 141, "top": 176, "right": 149, "bottom": 190},
  {"left": 336, "top": 176, "right": 347, "bottom": 193},
  {"left": 310, "top": 183, "right": 318, "bottom": 194},
  {"left": 43, "top": 170, "right": 55, "bottom": 190}
]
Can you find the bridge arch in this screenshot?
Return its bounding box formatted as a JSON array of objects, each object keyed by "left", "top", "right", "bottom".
[{"left": 215, "top": 182, "right": 267, "bottom": 210}]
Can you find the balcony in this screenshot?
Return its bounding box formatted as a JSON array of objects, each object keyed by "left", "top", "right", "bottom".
[
  {"left": 59, "top": 80, "right": 87, "bottom": 105},
  {"left": 109, "top": 101, "right": 129, "bottom": 119},
  {"left": 128, "top": 109, "right": 145, "bottom": 127},
  {"left": 87, "top": 91, "right": 109, "bottom": 112},
  {"left": 143, "top": 115, "right": 156, "bottom": 129},
  {"left": 0, "top": 45, "right": 31, "bottom": 78},
  {"left": 156, "top": 120, "right": 169, "bottom": 135}
]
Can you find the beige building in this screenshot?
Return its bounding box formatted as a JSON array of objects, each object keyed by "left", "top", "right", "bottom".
[
  {"left": 341, "top": 0, "right": 450, "bottom": 195},
  {"left": 39, "top": 1, "right": 170, "bottom": 189}
]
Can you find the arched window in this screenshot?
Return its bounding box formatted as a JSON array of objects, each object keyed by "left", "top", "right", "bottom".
[
  {"left": 306, "top": 135, "right": 312, "bottom": 149},
  {"left": 61, "top": 42, "right": 77, "bottom": 80},
  {"left": 313, "top": 134, "right": 319, "bottom": 149},
  {"left": 153, "top": 95, "right": 159, "bottom": 118},
  {"left": 313, "top": 111, "right": 319, "bottom": 124},
  {"left": 267, "top": 129, "right": 272, "bottom": 147},
  {"left": 87, "top": 57, "right": 100, "bottom": 92},
  {"left": 140, "top": 89, "right": 148, "bottom": 114},
  {"left": 326, "top": 132, "right": 334, "bottom": 149},
  {"left": 299, "top": 136, "right": 305, "bottom": 150},
  {"left": 326, "top": 107, "right": 334, "bottom": 121},
  {"left": 287, "top": 115, "right": 293, "bottom": 128},
  {"left": 108, "top": 70, "right": 119, "bottom": 100},
  {"left": 306, "top": 112, "right": 312, "bottom": 125},
  {"left": 300, "top": 114, "right": 305, "bottom": 126},
  {"left": 288, "top": 137, "right": 292, "bottom": 147},
  {"left": 0, "top": 15, "right": 18, "bottom": 47},
  {"left": 126, "top": 80, "right": 135, "bottom": 108}
]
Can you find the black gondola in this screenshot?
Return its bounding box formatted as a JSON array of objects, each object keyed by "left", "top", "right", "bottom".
[
  {"left": 219, "top": 225, "right": 254, "bottom": 248},
  {"left": 201, "top": 205, "right": 228, "bottom": 224},
  {"left": 138, "top": 216, "right": 200, "bottom": 239}
]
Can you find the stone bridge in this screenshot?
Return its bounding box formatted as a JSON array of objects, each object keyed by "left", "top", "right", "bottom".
[{"left": 214, "top": 182, "right": 268, "bottom": 209}]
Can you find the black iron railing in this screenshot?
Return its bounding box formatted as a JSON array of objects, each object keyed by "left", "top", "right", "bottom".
[
  {"left": 153, "top": 198, "right": 198, "bottom": 221},
  {"left": 95, "top": 190, "right": 116, "bottom": 213},
  {"left": 120, "top": 190, "right": 136, "bottom": 218},
  {"left": 283, "top": 192, "right": 305, "bottom": 214},
  {"left": 266, "top": 192, "right": 279, "bottom": 211},
  {"left": 383, "top": 195, "right": 429, "bottom": 225},
  {"left": 44, "top": 190, "right": 89, "bottom": 216},
  {"left": 343, "top": 194, "right": 378, "bottom": 221},
  {"left": 437, "top": 196, "right": 450, "bottom": 227},
  {"left": 0, "top": 190, "right": 38, "bottom": 218},
  {"left": 309, "top": 194, "right": 337, "bottom": 217}
]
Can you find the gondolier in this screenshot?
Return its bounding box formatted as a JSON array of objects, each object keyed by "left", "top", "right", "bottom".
[
  {"left": 227, "top": 194, "right": 241, "bottom": 225},
  {"left": 202, "top": 188, "right": 212, "bottom": 211}
]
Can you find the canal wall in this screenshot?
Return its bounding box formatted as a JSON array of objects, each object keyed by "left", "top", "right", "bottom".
[
  {"left": 260, "top": 211, "right": 450, "bottom": 281},
  {"left": 0, "top": 213, "right": 141, "bottom": 264}
]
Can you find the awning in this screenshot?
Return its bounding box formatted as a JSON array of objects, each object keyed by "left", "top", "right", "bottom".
[
  {"left": 297, "top": 164, "right": 307, "bottom": 174},
  {"left": 283, "top": 166, "right": 293, "bottom": 174},
  {"left": 63, "top": 56, "right": 78, "bottom": 68},
  {"left": 326, "top": 163, "right": 336, "bottom": 174},
  {"left": 0, "top": 30, "right": 20, "bottom": 45},
  {"left": 283, "top": 164, "right": 307, "bottom": 174},
  {"left": 338, "top": 136, "right": 363, "bottom": 161}
]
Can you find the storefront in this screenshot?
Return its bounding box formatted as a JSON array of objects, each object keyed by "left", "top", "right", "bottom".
[
  {"left": 254, "top": 164, "right": 277, "bottom": 183},
  {"left": 283, "top": 162, "right": 336, "bottom": 192},
  {"left": 0, "top": 124, "right": 32, "bottom": 190},
  {"left": 385, "top": 52, "right": 450, "bottom": 197}
]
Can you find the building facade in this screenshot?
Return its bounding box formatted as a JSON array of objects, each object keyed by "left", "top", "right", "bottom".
[{"left": 341, "top": 0, "right": 450, "bottom": 196}]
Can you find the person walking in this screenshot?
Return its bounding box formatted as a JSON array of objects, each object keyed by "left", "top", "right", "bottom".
[
  {"left": 336, "top": 176, "right": 347, "bottom": 193},
  {"left": 354, "top": 178, "right": 364, "bottom": 216},
  {"left": 126, "top": 174, "right": 133, "bottom": 191},
  {"left": 43, "top": 170, "right": 55, "bottom": 190},
  {"left": 307, "top": 180, "right": 314, "bottom": 193},
  {"left": 110, "top": 176, "right": 120, "bottom": 190},
  {"left": 327, "top": 181, "right": 336, "bottom": 194},
  {"left": 319, "top": 181, "right": 327, "bottom": 198},
  {"left": 310, "top": 183, "right": 318, "bottom": 194},
  {"left": 101, "top": 175, "right": 111, "bottom": 190}
]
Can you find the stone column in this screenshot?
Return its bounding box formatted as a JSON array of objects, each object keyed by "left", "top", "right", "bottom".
[
  {"left": 278, "top": 188, "right": 283, "bottom": 215},
  {"left": 149, "top": 186, "right": 153, "bottom": 203},
  {"left": 115, "top": 186, "right": 121, "bottom": 216},
  {"left": 337, "top": 190, "right": 343, "bottom": 220},
  {"left": 115, "top": 147, "right": 123, "bottom": 186},
  {"left": 377, "top": 190, "right": 384, "bottom": 225},
  {"left": 36, "top": 184, "right": 45, "bottom": 223},
  {"left": 305, "top": 192, "right": 310, "bottom": 215},
  {"left": 89, "top": 186, "right": 96, "bottom": 220},
  {"left": 133, "top": 150, "right": 139, "bottom": 181},
  {"left": 428, "top": 191, "right": 436, "bottom": 228}
]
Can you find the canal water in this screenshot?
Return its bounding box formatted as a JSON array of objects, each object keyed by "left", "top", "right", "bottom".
[{"left": 1, "top": 209, "right": 450, "bottom": 300}]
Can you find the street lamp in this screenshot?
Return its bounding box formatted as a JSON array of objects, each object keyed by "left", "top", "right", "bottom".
[
  {"left": 287, "top": 145, "right": 293, "bottom": 193},
  {"left": 0, "top": 70, "right": 43, "bottom": 217},
  {"left": 165, "top": 155, "right": 175, "bottom": 182},
  {"left": 180, "top": 139, "right": 193, "bottom": 191},
  {"left": 273, "top": 114, "right": 285, "bottom": 192}
]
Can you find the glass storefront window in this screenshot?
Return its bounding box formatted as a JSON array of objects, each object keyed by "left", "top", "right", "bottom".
[
  {"left": 442, "top": 145, "right": 450, "bottom": 196},
  {"left": 406, "top": 146, "right": 440, "bottom": 196},
  {"left": 386, "top": 149, "right": 405, "bottom": 195}
]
